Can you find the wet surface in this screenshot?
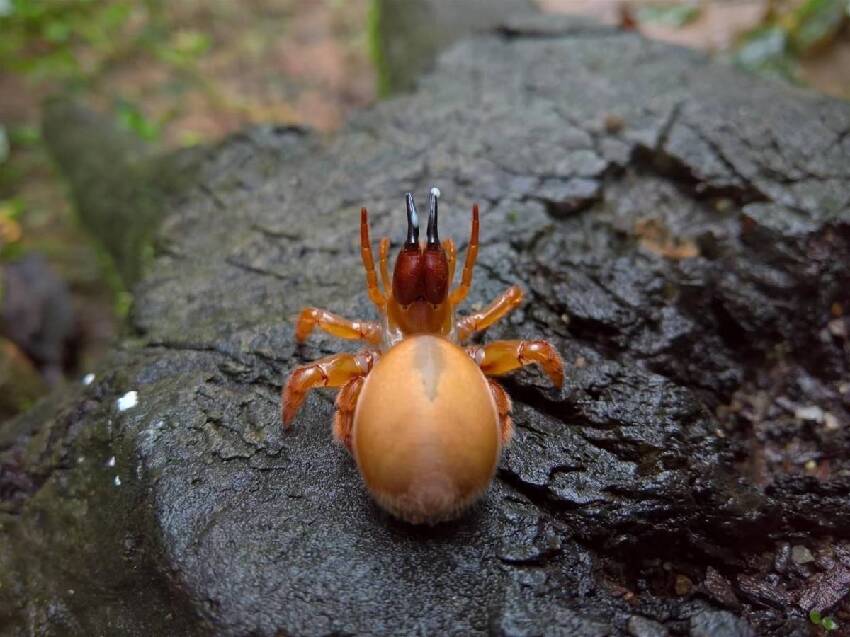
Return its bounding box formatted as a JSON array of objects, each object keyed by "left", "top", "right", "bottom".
[{"left": 1, "top": 12, "right": 849, "bottom": 637}]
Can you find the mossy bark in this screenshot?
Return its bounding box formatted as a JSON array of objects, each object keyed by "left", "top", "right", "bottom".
[{"left": 41, "top": 98, "right": 201, "bottom": 288}]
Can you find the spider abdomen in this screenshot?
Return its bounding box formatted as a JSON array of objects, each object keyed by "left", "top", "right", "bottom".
[{"left": 352, "top": 335, "right": 500, "bottom": 524}]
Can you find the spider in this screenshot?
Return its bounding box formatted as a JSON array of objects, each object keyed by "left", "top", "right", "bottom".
[{"left": 281, "top": 188, "right": 564, "bottom": 524}]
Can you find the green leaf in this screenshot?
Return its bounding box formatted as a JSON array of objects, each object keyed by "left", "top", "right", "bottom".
[
  {"left": 43, "top": 19, "right": 71, "bottom": 44},
  {"left": 790, "top": 0, "right": 847, "bottom": 54},
  {"left": 173, "top": 29, "right": 211, "bottom": 57},
  {"left": 733, "top": 26, "right": 798, "bottom": 82},
  {"left": 24, "top": 48, "right": 81, "bottom": 83},
  {"left": 10, "top": 0, "right": 44, "bottom": 20},
  {"left": 810, "top": 609, "right": 822, "bottom": 625},
  {"left": 822, "top": 616, "right": 839, "bottom": 631},
  {"left": 115, "top": 100, "right": 160, "bottom": 141},
  {"left": 0, "top": 198, "right": 25, "bottom": 221},
  {"left": 8, "top": 124, "right": 39, "bottom": 146},
  {"left": 99, "top": 2, "right": 132, "bottom": 31},
  {"left": 156, "top": 29, "right": 211, "bottom": 67},
  {"left": 178, "top": 130, "right": 203, "bottom": 147},
  {"left": 637, "top": 4, "right": 700, "bottom": 28}
]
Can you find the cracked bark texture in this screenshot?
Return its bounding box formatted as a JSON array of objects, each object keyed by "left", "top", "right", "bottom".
[{"left": 2, "top": 13, "right": 850, "bottom": 637}]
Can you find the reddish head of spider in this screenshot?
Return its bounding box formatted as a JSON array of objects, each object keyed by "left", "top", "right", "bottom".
[
  {"left": 388, "top": 190, "right": 452, "bottom": 335},
  {"left": 392, "top": 191, "right": 449, "bottom": 306}
]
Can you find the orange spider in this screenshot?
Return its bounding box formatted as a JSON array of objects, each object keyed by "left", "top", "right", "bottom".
[{"left": 281, "top": 188, "right": 564, "bottom": 524}]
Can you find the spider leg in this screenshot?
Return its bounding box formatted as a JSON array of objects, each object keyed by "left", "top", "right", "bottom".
[
  {"left": 333, "top": 376, "right": 366, "bottom": 451},
  {"left": 455, "top": 285, "right": 523, "bottom": 342},
  {"left": 487, "top": 379, "right": 513, "bottom": 446},
  {"left": 449, "top": 204, "right": 479, "bottom": 305},
  {"left": 467, "top": 339, "right": 564, "bottom": 388},
  {"left": 360, "top": 208, "right": 386, "bottom": 309},
  {"left": 378, "top": 237, "right": 391, "bottom": 296},
  {"left": 443, "top": 238, "right": 456, "bottom": 289},
  {"left": 281, "top": 350, "right": 378, "bottom": 426},
  {"left": 295, "top": 307, "right": 381, "bottom": 345}
]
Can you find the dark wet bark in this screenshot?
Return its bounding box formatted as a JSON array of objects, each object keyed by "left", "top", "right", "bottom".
[{"left": 2, "top": 12, "right": 849, "bottom": 637}]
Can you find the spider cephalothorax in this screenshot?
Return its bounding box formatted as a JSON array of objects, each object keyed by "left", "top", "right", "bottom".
[
  {"left": 282, "top": 188, "right": 563, "bottom": 524},
  {"left": 387, "top": 192, "right": 452, "bottom": 338}
]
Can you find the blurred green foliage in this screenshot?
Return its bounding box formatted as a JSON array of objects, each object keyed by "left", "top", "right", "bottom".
[
  {"left": 0, "top": 198, "right": 25, "bottom": 261},
  {"left": 734, "top": 25, "right": 796, "bottom": 81},
  {"left": 0, "top": 0, "right": 213, "bottom": 252},
  {"left": 114, "top": 99, "right": 161, "bottom": 141},
  {"left": 790, "top": 0, "right": 848, "bottom": 52},
  {"left": 0, "top": 123, "right": 34, "bottom": 272},
  {"left": 0, "top": 0, "right": 216, "bottom": 309},
  {"left": 366, "top": 0, "right": 389, "bottom": 97},
  {"left": 634, "top": 1, "right": 849, "bottom": 91},
  {"left": 1, "top": 0, "right": 146, "bottom": 86},
  {"left": 637, "top": 3, "right": 700, "bottom": 27},
  {"left": 733, "top": 0, "right": 850, "bottom": 83},
  {"left": 810, "top": 609, "right": 839, "bottom": 631},
  {"left": 0, "top": 0, "right": 211, "bottom": 142}
]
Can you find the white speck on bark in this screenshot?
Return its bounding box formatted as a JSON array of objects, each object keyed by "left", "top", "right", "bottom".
[{"left": 117, "top": 391, "right": 138, "bottom": 412}]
